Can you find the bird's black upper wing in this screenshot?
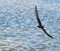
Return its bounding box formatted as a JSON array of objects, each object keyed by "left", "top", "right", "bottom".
[
  {"left": 35, "top": 6, "right": 42, "bottom": 26},
  {"left": 42, "top": 28, "right": 53, "bottom": 38}
]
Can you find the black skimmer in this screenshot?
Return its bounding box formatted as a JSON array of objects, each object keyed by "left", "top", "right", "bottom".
[{"left": 35, "top": 5, "right": 53, "bottom": 38}]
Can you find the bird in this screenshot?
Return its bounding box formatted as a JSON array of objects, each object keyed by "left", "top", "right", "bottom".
[{"left": 35, "top": 5, "right": 53, "bottom": 38}]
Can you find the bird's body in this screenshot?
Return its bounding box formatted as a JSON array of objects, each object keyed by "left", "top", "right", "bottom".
[{"left": 35, "top": 5, "right": 53, "bottom": 38}]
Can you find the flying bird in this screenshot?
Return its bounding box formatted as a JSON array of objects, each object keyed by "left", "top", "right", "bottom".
[{"left": 35, "top": 5, "right": 53, "bottom": 38}]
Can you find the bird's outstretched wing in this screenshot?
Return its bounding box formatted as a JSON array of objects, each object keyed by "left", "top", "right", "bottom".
[
  {"left": 42, "top": 28, "right": 53, "bottom": 38},
  {"left": 35, "top": 5, "right": 42, "bottom": 26}
]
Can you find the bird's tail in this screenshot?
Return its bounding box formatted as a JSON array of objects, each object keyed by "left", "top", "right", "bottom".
[
  {"left": 37, "top": 25, "right": 42, "bottom": 28},
  {"left": 37, "top": 25, "right": 44, "bottom": 29}
]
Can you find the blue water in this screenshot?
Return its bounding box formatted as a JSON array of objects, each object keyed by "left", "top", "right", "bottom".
[
  {"left": 42, "top": 0, "right": 60, "bottom": 2},
  {"left": 0, "top": 0, "right": 60, "bottom": 51}
]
